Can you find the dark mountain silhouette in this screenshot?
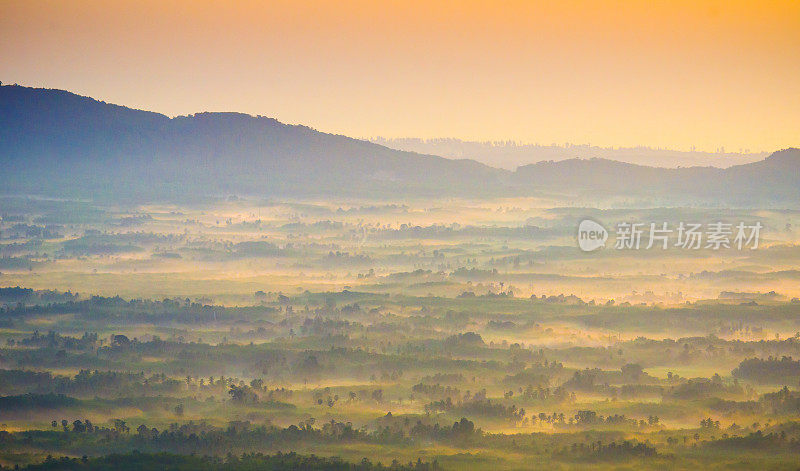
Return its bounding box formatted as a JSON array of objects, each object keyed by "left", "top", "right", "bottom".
[
  {"left": 1, "top": 84, "right": 798, "bottom": 204},
  {"left": 512, "top": 149, "right": 800, "bottom": 204},
  {"left": 0, "top": 84, "right": 504, "bottom": 200}
]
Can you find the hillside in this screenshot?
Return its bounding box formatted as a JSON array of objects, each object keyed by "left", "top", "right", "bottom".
[
  {"left": 512, "top": 149, "right": 800, "bottom": 204},
  {"left": 0, "top": 84, "right": 505, "bottom": 200},
  {"left": 1, "top": 84, "right": 798, "bottom": 204}
]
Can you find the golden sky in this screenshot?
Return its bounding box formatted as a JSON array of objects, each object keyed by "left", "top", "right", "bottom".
[{"left": 2, "top": 0, "right": 798, "bottom": 152}]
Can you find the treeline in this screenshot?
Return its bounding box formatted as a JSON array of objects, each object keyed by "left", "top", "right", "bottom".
[
  {"left": 424, "top": 395, "right": 524, "bottom": 421},
  {"left": 555, "top": 440, "right": 657, "bottom": 461},
  {"left": 0, "top": 418, "right": 481, "bottom": 456},
  {"left": 0, "top": 295, "right": 278, "bottom": 323},
  {"left": 705, "top": 430, "right": 800, "bottom": 452},
  {"left": 128, "top": 419, "right": 480, "bottom": 451},
  {"left": 13, "top": 331, "right": 98, "bottom": 350},
  {"left": 0, "top": 369, "right": 182, "bottom": 397},
  {"left": 16, "top": 451, "right": 438, "bottom": 471},
  {"left": 567, "top": 410, "right": 658, "bottom": 428},
  {"left": 411, "top": 382, "right": 461, "bottom": 400},
  {"left": 699, "top": 386, "right": 800, "bottom": 416},
  {"left": 502, "top": 360, "right": 564, "bottom": 387},
  {"left": 733, "top": 356, "right": 800, "bottom": 384},
  {"left": 0, "top": 287, "right": 78, "bottom": 304},
  {"left": 0, "top": 393, "right": 78, "bottom": 410},
  {"left": 665, "top": 376, "right": 744, "bottom": 400}
]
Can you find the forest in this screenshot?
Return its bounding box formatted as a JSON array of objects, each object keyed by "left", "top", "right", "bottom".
[{"left": 0, "top": 195, "right": 799, "bottom": 469}]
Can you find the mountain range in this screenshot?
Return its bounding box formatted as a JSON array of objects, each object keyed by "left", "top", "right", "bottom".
[
  {"left": 1, "top": 84, "right": 798, "bottom": 205},
  {"left": 370, "top": 137, "right": 767, "bottom": 170}
]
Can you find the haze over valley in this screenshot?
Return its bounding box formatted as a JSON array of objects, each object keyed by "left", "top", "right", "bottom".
[{"left": 1, "top": 2, "right": 799, "bottom": 469}]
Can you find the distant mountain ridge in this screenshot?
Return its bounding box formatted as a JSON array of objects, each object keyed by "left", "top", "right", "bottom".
[
  {"left": 371, "top": 137, "right": 768, "bottom": 170},
  {"left": 1, "top": 84, "right": 798, "bottom": 205},
  {"left": 0, "top": 84, "right": 504, "bottom": 200},
  {"left": 512, "top": 149, "right": 800, "bottom": 204}
]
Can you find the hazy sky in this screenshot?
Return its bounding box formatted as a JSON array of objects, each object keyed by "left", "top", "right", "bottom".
[{"left": 2, "top": 0, "right": 798, "bottom": 152}]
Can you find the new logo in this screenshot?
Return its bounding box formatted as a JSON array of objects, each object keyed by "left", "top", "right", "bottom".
[{"left": 577, "top": 219, "right": 608, "bottom": 252}]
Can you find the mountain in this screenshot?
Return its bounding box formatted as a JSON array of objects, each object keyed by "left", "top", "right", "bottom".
[
  {"left": 0, "top": 84, "right": 505, "bottom": 200},
  {"left": 1, "top": 84, "right": 798, "bottom": 205},
  {"left": 371, "top": 137, "right": 767, "bottom": 170},
  {"left": 512, "top": 149, "right": 800, "bottom": 204}
]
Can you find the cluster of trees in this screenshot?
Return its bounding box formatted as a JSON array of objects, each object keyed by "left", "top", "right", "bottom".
[
  {"left": 419, "top": 373, "right": 463, "bottom": 384},
  {"left": 706, "top": 430, "right": 800, "bottom": 452},
  {"left": 502, "top": 359, "right": 564, "bottom": 387},
  {"left": 0, "top": 393, "right": 78, "bottom": 410},
  {"left": 16, "top": 451, "right": 438, "bottom": 471},
  {"left": 523, "top": 410, "right": 658, "bottom": 429},
  {"left": 3, "top": 223, "right": 62, "bottom": 239},
  {"left": 733, "top": 356, "right": 800, "bottom": 384},
  {"left": 518, "top": 385, "right": 574, "bottom": 403},
  {"left": 700, "top": 418, "right": 721, "bottom": 429},
  {"left": 227, "top": 385, "right": 259, "bottom": 405},
  {"left": 704, "top": 387, "right": 800, "bottom": 417},
  {"left": 373, "top": 414, "right": 481, "bottom": 443},
  {"left": 666, "top": 375, "right": 744, "bottom": 400},
  {"left": 411, "top": 382, "right": 461, "bottom": 399},
  {"left": 571, "top": 410, "right": 648, "bottom": 427},
  {"left": 424, "top": 396, "right": 524, "bottom": 422},
  {"left": 557, "top": 440, "right": 657, "bottom": 460},
  {"left": 112, "top": 414, "right": 483, "bottom": 454},
  {"left": 0, "top": 420, "right": 374, "bottom": 455},
  {"left": 562, "top": 365, "right": 657, "bottom": 393},
  {"left": 760, "top": 386, "right": 800, "bottom": 414},
  {"left": 49, "top": 418, "right": 128, "bottom": 434},
  {"left": 562, "top": 369, "right": 606, "bottom": 391},
  {"left": 13, "top": 331, "right": 98, "bottom": 350},
  {"left": 0, "top": 295, "right": 276, "bottom": 324},
  {"left": 0, "top": 369, "right": 183, "bottom": 397},
  {"left": 300, "top": 316, "right": 359, "bottom": 336},
  {"left": 0, "top": 287, "right": 77, "bottom": 304}
]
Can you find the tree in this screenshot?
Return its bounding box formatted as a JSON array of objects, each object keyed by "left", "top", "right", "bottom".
[
  {"left": 452, "top": 417, "right": 475, "bottom": 437},
  {"left": 229, "top": 385, "right": 258, "bottom": 404},
  {"left": 112, "top": 419, "right": 129, "bottom": 433}
]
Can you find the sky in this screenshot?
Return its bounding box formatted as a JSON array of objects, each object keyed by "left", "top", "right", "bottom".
[{"left": 1, "top": 0, "right": 798, "bottom": 153}]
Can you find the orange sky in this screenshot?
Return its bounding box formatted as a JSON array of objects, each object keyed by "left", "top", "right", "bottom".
[{"left": 2, "top": 0, "right": 798, "bottom": 152}]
